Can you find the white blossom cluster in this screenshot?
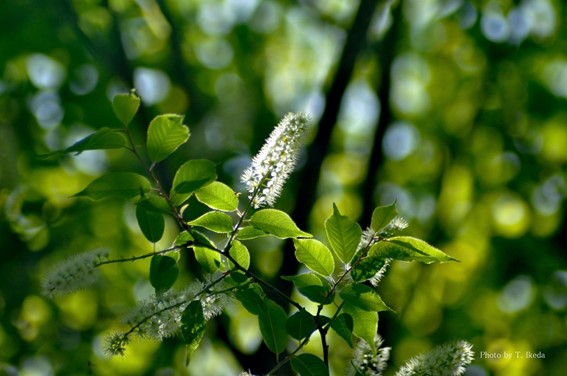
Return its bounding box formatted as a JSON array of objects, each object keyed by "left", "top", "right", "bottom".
[
  {"left": 351, "top": 334, "right": 391, "bottom": 376},
  {"left": 395, "top": 340, "right": 474, "bottom": 376},
  {"left": 241, "top": 112, "right": 310, "bottom": 208},
  {"left": 122, "top": 287, "right": 200, "bottom": 340},
  {"left": 41, "top": 249, "right": 108, "bottom": 297}
]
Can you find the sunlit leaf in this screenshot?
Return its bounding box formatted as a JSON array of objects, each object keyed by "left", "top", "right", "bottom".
[
  {"left": 147, "top": 114, "right": 190, "bottom": 163},
  {"left": 258, "top": 300, "right": 288, "bottom": 354},
  {"left": 75, "top": 172, "right": 151, "bottom": 200},
  {"left": 193, "top": 246, "right": 221, "bottom": 273},
  {"left": 293, "top": 239, "right": 335, "bottom": 276},
  {"left": 351, "top": 256, "right": 388, "bottom": 282},
  {"left": 187, "top": 211, "right": 233, "bottom": 233},
  {"left": 371, "top": 203, "right": 398, "bottom": 233},
  {"left": 171, "top": 159, "right": 217, "bottom": 205},
  {"left": 290, "top": 354, "right": 329, "bottom": 376},
  {"left": 112, "top": 91, "right": 140, "bottom": 126},
  {"left": 250, "top": 209, "right": 312, "bottom": 239},
  {"left": 343, "top": 304, "right": 378, "bottom": 353},
  {"left": 340, "top": 284, "right": 391, "bottom": 312},
  {"left": 325, "top": 203, "right": 362, "bottom": 264},
  {"left": 228, "top": 240, "right": 250, "bottom": 270},
  {"left": 195, "top": 182, "right": 239, "bottom": 212},
  {"left": 236, "top": 226, "right": 269, "bottom": 240},
  {"left": 372, "top": 236, "right": 458, "bottom": 264},
  {"left": 149, "top": 255, "right": 178, "bottom": 292}
]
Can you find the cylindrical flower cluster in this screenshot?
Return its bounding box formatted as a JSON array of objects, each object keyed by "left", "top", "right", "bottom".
[
  {"left": 241, "top": 112, "right": 310, "bottom": 208},
  {"left": 395, "top": 340, "right": 474, "bottom": 376},
  {"left": 42, "top": 249, "right": 108, "bottom": 297}
]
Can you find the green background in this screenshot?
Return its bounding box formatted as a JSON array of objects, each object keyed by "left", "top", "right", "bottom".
[{"left": 0, "top": 0, "right": 566, "bottom": 375}]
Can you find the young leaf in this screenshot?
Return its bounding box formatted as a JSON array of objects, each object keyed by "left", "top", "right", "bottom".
[
  {"left": 149, "top": 255, "right": 178, "bottom": 292},
  {"left": 282, "top": 274, "right": 334, "bottom": 305},
  {"left": 330, "top": 313, "right": 354, "bottom": 347},
  {"left": 75, "top": 172, "right": 151, "bottom": 200},
  {"left": 371, "top": 236, "right": 458, "bottom": 264},
  {"left": 112, "top": 91, "right": 140, "bottom": 126},
  {"left": 193, "top": 246, "right": 221, "bottom": 273},
  {"left": 180, "top": 301, "right": 206, "bottom": 362},
  {"left": 343, "top": 304, "right": 378, "bottom": 353},
  {"left": 228, "top": 240, "right": 250, "bottom": 270},
  {"left": 250, "top": 209, "right": 312, "bottom": 239},
  {"left": 286, "top": 309, "right": 317, "bottom": 340},
  {"left": 147, "top": 114, "right": 190, "bottom": 163},
  {"left": 340, "top": 284, "right": 391, "bottom": 312},
  {"left": 293, "top": 239, "right": 335, "bottom": 277},
  {"left": 187, "top": 211, "right": 233, "bottom": 233},
  {"left": 258, "top": 300, "right": 288, "bottom": 354},
  {"left": 371, "top": 203, "right": 398, "bottom": 232},
  {"left": 290, "top": 354, "right": 329, "bottom": 376},
  {"left": 171, "top": 159, "right": 217, "bottom": 204},
  {"left": 236, "top": 226, "right": 269, "bottom": 240},
  {"left": 136, "top": 202, "right": 165, "bottom": 243},
  {"left": 325, "top": 203, "right": 362, "bottom": 264},
  {"left": 195, "top": 182, "right": 239, "bottom": 212}
]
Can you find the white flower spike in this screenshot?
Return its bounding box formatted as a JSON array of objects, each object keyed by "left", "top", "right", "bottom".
[{"left": 241, "top": 112, "right": 310, "bottom": 208}]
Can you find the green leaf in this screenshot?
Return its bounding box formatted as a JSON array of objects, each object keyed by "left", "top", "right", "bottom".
[
  {"left": 138, "top": 194, "right": 171, "bottom": 214},
  {"left": 330, "top": 313, "right": 353, "bottom": 347},
  {"left": 136, "top": 202, "right": 165, "bottom": 242},
  {"left": 112, "top": 91, "right": 140, "bottom": 126},
  {"left": 147, "top": 114, "right": 190, "bottom": 163},
  {"left": 343, "top": 304, "right": 378, "bottom": 353},
  {"left": 290, "top": 354, "right": 329, "bottom": 376},
  {"left": 258, "top": 300, "right": 288, "bottom": 354},
  {"left": 250, "top": 209, "right": 312, "bottom": 239},
  {"left": 228, "top": 240, "right": 250, "bottom": 270},
  {"left": 75, "top": 172, "right": 151, "bottom": 200},
  {"left": 195, "top": 182, "right": 239, "bottom": 212},
  {"left": 293, "top": 239, "right": 335, "bottom": 277},
  {"left": 149, "top": 255, "right": 178, "bottom": 292},
  {"left": 286, "top": 309, "right": 317, "bottom": 340},
  {"left": 187, "top": 211, "right": 233, "bottom": 233},
  {"left": 372, "top": 236, "right": 457, "bottom": 264},
  {"left": 40, "top": 128, "right": 127, "bottom": 158},
  {"left": 340, "top": 284, "right": 391, "bottom": 312},
  {"left": 193, "top": 246, "right": 221, "bottom": 273},
  {"left": 235, "top": 284, "right": 265, "bottom": 315},
  {"left": 371, "top": 203, "right": 398, "bottom": 232},
  {"left": 180, "top": 301, "right": 206, "bottom": 362},
  {"left": 236, "top": 226, "right": 269, "bottom": 240},
  {"left": 171, "top": 159, "right": 217, "bottom": 205},
  {"left": 282, "top": 274, "right": 334, "bottom": 305},
  {"left": 351, "top": 256, "right": 388, "bottom": 282},
  {"left": 325, "top": 203, "right": 362, "bottom": 264},
  {"left": 190, "top": 229, "right": 216, "bottom": 249},
  {"left": 175, "top": 230, "right": 194, "bottom": 246}
]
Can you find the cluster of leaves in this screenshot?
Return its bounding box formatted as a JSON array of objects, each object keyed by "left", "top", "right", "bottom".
[{"left": 43, "top": 91, "right": 467, "bottom": 375}]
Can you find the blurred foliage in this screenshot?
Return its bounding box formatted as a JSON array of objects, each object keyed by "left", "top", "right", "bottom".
[{"left": 1, "top": 0, "right": 566, "bottom": 375}]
